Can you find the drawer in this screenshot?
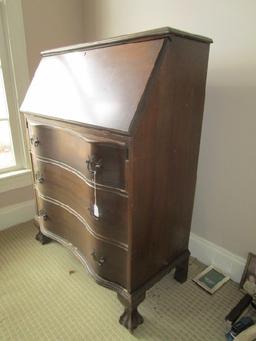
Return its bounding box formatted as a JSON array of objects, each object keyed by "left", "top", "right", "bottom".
[
  {"left": 33, "top": 157, "right": 128, "bottom": 248},
  {"left": 37, "top": 197, "right": 127, "bottom": 288},
  {"left": 28, "top": 121, "right": 127, "bottom": 190}
]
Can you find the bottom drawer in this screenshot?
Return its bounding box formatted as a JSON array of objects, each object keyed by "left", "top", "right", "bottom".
[{"left": 37, "top": 196, "right": 127, "bottom": 288}]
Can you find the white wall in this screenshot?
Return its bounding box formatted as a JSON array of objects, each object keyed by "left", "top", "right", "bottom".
[
  {"left": 22, "top": 0, "right": 85, "bottom": 78},
  {"left": 83, "top": 0, "right": 256, "bottom": 260}
]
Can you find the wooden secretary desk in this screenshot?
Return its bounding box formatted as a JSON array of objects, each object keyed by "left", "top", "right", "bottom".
[{"left": 20, "top": 27, "right": 212, "bottom": 332}]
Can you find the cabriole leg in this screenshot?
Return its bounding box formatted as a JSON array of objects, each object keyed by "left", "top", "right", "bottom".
[
  {"left": 117, "top": 291, "right": 145, "bottom": 332},
  {"left": 35, "top": 230, "right": 51, "bottom": 245},
  {"left": 34, "top": 218, "right": 51, "bottom": 245}
]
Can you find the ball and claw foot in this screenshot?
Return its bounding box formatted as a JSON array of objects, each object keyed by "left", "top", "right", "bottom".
[
  {"left": 119, "top": 308, "right": 144, "bottom": 332},
  {"left": 35, "top": 231, "right": 51, "bottom": 245}
]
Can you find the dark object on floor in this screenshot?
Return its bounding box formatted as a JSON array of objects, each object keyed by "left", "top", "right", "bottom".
[
  {"left": 251, "top": 296, "right": 256, "bottom": 310},
  {"left": 226, "top": 294, "right": 253, "bottom": 324},
  {"left": 234, "top": 325, "right": 256, "bottom": 341},
  {"left": 225, "top": 316, "right": 255, "bottom": 340},
  {"left": 20, "top": 27, "right": 212, "bottom": 332}
]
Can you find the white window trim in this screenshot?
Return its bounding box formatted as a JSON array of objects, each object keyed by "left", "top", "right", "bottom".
[
  {"left": 0, "top": 0, "right": 32, "bottom": 191},
  {"left": 0, "top": 168, "right": 32, "bottom": 193}
]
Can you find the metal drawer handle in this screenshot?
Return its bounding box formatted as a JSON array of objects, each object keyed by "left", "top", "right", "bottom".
[
  {"left": 35, "top": 172, "right": 44, "bottom": 184},
  {"left": 39, "top": 209, "right": 48, "bottom": 221},
  {"left": 85, "top": 155, "right": 102, "bottom": 174},
  {"left": 91, "top": 249, "right": 105, "bottom": 266},
  {"left": 30, "top": 136, "right": 40, "bottom": 147}
]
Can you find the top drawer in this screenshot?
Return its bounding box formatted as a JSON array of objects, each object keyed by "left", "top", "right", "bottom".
[{"left": 28, "top": 121, "right": 128, "bottom": 190}]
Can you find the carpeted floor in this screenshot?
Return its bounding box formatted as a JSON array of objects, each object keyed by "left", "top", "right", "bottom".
[{"left": 0, "top": 221, "right": 243, "bottom": 341}]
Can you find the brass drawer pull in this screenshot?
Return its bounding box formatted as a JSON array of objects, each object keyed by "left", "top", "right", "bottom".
[
  {"left": 85, "top": 155, "right": 102, "bottom": 174},
  {"left": 35, "top": 172, "right": 44, "bottom": 183},
  {"left": 91, "top": 249, "right": 105, "bottom": 266},
  {"left": 39, "top": 209, "right": 48, "bottom": 221},
  {"left": 30, "top": 136, "right": 40, "bottom": 147}
]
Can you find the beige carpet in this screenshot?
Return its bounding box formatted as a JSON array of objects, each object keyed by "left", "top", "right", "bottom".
[{"left": 0, "top": 221, "right": 243, "bottom": 341}]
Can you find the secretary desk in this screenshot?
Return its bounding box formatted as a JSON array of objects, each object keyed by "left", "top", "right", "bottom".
[{"left": 20, "top": 27, "right": 212, "bottom": 331}]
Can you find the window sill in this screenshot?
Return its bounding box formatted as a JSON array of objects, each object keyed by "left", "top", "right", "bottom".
[{"left": 0, "top": 168, "right": 33, "bottom": 193}]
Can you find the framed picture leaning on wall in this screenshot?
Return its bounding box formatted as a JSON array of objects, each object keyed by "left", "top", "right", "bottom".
[{"left": 240, "top": 252, "right": 256, "bottom": 297}]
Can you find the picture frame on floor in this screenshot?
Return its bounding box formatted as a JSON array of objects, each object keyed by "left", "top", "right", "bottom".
[{"left": 193, "top": 265, "right": 230, "bottom": 294}]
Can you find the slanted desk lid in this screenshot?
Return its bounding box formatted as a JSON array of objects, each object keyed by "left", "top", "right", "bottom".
[
  {"left": 21, "top": 38, "right": 164, "bottom": 133},
  {"left": 21, "top": 27, "right": 212, "bottom": 134}
]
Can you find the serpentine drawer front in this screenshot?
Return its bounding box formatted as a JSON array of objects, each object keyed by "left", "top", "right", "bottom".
[
  {"left": 28, "top": 121, "right": 127, "bottom": 191},
  {"left": 33, "top": 157, "right": 128, "bottom": 248},
  {"left": 37, "top": 197, "right": 127, "bottom": 288},
  {"left": 21, "top": 27, "right": 212, "bottom": 332}
]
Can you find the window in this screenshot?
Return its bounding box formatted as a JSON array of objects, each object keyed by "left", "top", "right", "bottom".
[
  {"left": 0, "top": 60, "right": 16, "bottom": 170},
  {"left": 0, "top": 0, "right": 30, "bottom": 177}
]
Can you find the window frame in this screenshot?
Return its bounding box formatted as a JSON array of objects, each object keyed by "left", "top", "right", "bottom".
[{"left": 0, "top": 0, "right": 31, "bottom": 184}]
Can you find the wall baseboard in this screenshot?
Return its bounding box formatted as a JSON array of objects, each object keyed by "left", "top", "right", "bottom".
[
  {"left": 0, "top": 200, "right": 35, "bottom": 231},
  {"left": 189, "top": 232, "right": 246, "bottom": 283}
]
